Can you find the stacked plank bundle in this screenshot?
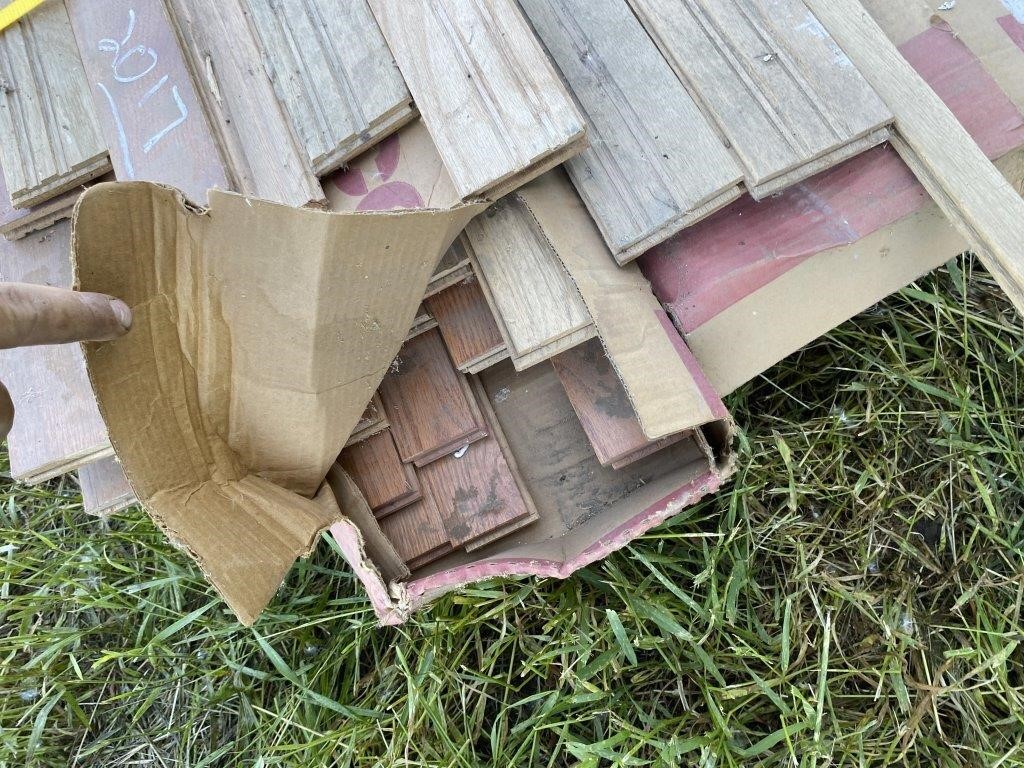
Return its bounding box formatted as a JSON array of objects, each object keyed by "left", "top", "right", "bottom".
[{"left": 2, "top": 0, "right": 1019, "bottom": 616}]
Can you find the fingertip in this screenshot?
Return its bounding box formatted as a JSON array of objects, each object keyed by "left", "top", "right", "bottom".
[{"left": 109, "top": 298, "right": 132, "bottom": 332}]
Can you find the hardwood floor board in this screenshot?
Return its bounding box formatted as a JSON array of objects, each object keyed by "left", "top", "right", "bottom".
[
  {"left": 339, "top": 430, "right": 422, "bottom": 517},
  {"left": 425, "top": 276, "right": 505, "bottom": 371}
]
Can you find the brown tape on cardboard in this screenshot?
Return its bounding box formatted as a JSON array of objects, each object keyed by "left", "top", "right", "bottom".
[{"left": 72, "top": 181, "right": 482, "bottom": 624}]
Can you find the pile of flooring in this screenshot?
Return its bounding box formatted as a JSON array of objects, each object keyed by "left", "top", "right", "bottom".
[{"left": 1, "top": 0, "right": 1021, "bottom": 618}]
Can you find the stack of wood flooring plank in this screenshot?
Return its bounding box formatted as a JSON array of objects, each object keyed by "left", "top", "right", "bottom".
[
  {"left": 339, "top": 328, "right": 538, "bottom": 569},
  {"left": 0, "top": 0, "right": 959, "bottom": 565}
]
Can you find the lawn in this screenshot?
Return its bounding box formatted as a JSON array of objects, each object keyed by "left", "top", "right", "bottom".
[{"left": 1, "top": 255, "right": 1022, "bottom": 767}]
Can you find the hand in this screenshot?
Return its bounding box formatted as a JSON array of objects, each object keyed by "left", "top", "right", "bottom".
[{"left": 0, "top": 283, "right": 132, "bottom": 440}]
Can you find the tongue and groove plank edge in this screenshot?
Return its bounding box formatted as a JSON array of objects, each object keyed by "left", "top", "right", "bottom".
[
  {"left": 517, "top": 0, "right": 744, "bottom": 263},
  {"left": 242, "top": 0, "right": 415, "bottom": 176},
  {"left": 164, "top": 0, "right": 324, "bottom": 206},
  {"left": 0, "top": 0, "right": 111, "bottom": 208},
  {"left": 803, "top": 0, "right": 1024, "bottom": 318},
  {"left": 367, "top": 0, "right": 588, "bottom": 199},
  {"left": 626, "top": 0, "right": 893, "bottom": 199}
]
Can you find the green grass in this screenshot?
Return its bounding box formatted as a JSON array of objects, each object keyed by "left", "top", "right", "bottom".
[{"left": 2, "top": 254, "right": 1023, "bottom": 767}]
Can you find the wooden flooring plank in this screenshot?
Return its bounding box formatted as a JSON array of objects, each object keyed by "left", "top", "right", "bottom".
[
  {"left": 464, "top": 197, "right": 593, "bottom": 364},
  {"left": 367, "top": 0, "right": 587, "bottom": 199},
  {"left": 378, "top": 328, "right": 487, "bottom": 467},
  {"left": 804, "top": 0, "right": 1024, "bottom": 318},
  {"left": 0, "top": 220, "right": 111, "bottom": 481},
  {"left": 79, "top": 458, "right": 136, "bottom": 517},
  {"left": 425, "top": 276, "right": 505, "bottom": 371},
  {"left": 243, "top": 0, "right": 414, "bottom": 176},
  {"left": 164, "top": 0, "right": 324, "bottom": 206},
  {"left": 519, "top": 0, "right": 743, "bottom": 263},
  {"left": 551, "top": 338, "right": 682, "bottom": 467},
  {"left": 66, "top": 0, "right": 231, "bottom": 203},
  {"left": 377, "top": 494, "right": 453, "bottom": 569},
  {"left": 0, "top": 0, "right": 111, "bottom": 208},
  {"left": 0, "top": 164, "right": 111, "bottom": 241},
  {"left": 339, "top": 429, "right": 421, "bottom": 517},
  {"left": 345, "top": 393, "right": 388, "bottom": 447},
  {"left": 627, "top": 0, "right": 892, "bottom": 197},
  {"left": 417, "top": 431, "right": 535, "bottom": 550}
]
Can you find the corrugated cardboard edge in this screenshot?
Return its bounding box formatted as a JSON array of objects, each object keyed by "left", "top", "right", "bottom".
[
  {"left": 515, "top": 170, "right": 725, "bottom": 440},
  {"left": 72, "top": 181, "right": 483, "bottom": 625}
]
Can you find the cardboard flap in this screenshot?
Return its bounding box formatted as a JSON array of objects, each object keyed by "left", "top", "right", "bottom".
[
  {"left": 515, "top": 172, "right": 725, "bottom": 440},
  {"left": 72, "top": 181, "right": 482, "bottom": 624}
]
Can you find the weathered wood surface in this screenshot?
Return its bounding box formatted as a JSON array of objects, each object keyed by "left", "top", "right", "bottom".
[
  {"left": 0, "top": 220, "right": 111, "bottom": 482},
  {"left": 425, "top": 276, "right": 506, "bottom": 372},
  {"left": 243, "top": 0, "right": 415, "bottom": 175},
  {"left": 805, "top": 0, "right": 1024, "bottom": 318},
  {"left": 66, "top": 0, "right": 230, "bottom": 202},
  {"left": 339, "top": 429, "right": 421, "bottom": 518},
  {"left": 378, "top": 328, "right": 487, "bottom": 467},
  {"left": 79, "top": 458, "right": 136, "bottom": 517},
  {"left": 0, "top": 164, "right": 111, "bottom": 241},
  {"left": 627, "top": 0, "right": 893, "bottom": 198},
  {"left": 551, "top": 338, "right": 682, "bottom": 468},
  {"left": 164, "top": 0, "right": 323, "bottom": 206},
  {"left": 464, "top": 197, "right": 594, "bottom": 370},
  {"left": 0, "top": 0, "right": 110, "bottom": 208},
  {"left": 367, "top": 0, "right": 587, "bottom": 199},
  {"left": 519, "top": 0, "right": 743, "bottom": 263}
]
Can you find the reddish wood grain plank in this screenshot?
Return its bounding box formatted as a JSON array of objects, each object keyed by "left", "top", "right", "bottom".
[
  {"left": 425, "top": 276, "right": 505, "bottom": 370},
  {"left": 377, "top": 495, "right": 453, "bottom": 569},
  {"left": 339, "top": 429, "right": 421, "bottom": 517},
  {"left": 417, "top": 433, "right": 534, "bottom": 550},
  {"left": 378, "top": 328, "right": 487, "bottom": 466},
  {"left": 551, "top": 338, "right": 680, "bottom": 468},
  {"left": 66, "top": 0, "right": 231, "bottom": 203}
]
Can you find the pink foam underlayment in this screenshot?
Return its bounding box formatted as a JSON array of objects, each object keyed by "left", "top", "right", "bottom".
[
  {"left": 641, "top": 23, "right": 1024, "bottom": 333},
  {"left": 999, "top": 14, "right": 1024, "bottom": 51}
]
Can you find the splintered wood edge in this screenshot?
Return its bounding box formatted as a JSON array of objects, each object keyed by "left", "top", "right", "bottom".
[
  {"left": 310, "top": 103, "right": 419, "bottom": 177},
  {"left": 424, "top": 261, "right": 473, "bottom": 299},
  {"left": 10, "top": 155, "right": 112, "bottom": 210},
  {"left": 508, "top": 324, "right": 598, "bottom": 371},
  {"left": 478, "top": 134, "right": 590, "bottom": 201}
]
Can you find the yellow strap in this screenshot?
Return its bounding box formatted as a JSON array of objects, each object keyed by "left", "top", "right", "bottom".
[{"left": 0, "top": 0, "right": 48, "bottom": 34}]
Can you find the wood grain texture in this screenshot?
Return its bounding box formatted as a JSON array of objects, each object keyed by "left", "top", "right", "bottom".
[
  {"left": 0, "top": 163, "right": 111, "bottom": 240},
  {"left": 378, "top": 328, "right": 487, "bottom": 467},
  {"left": 425, "top": 275, "right": 506, "bottom": 371},
  {"left": 518, "top": 0, "right": 744, "bottom": 263},
  {"left": 377, "top": 494, "right": 453, "bottom": 569},
  {"left": 551, "top": 338, "right": 682, "bottom": 467},
  {"left": 464, "top": 197, "right": 594, "bottom": 369},
  {"left": 164, "top": 0, "right": 324, "bottom": 206},
  {"left": 345, "top": 393, "right": 388, "bottom": 446},
  {"left": 66, "top": 0, "right": 231, "bottom": 202},
  {"left": 79, "top": 458, "right": 135, "bottom": 517},
  {"left": 0, "top": 220, "right": 111, "bottom": 481},
  {"left": 417, "top": 430, "right": 535, "bottom": 550},
  {"left": 804, "top": 0, "right": 1024, "bottom": 318},
  {"left": 367, "top": 0, "right": 587, "bottom": 199},
  {"left": 339, "top": 429, "right": 421, "bottom": 517},
  {"left": 627, "top": 0, "right": 893, "bottom": 198},
  {"left": 0, "top": 0, "right": 110, "bottom": 208},
  {"left": 243, "top": 0, "right": 414, "bottom": 175}
]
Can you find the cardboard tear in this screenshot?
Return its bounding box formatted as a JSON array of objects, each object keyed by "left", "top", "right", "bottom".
[{"left": 72, "top": 181, "right": 483, "bottom": 625}]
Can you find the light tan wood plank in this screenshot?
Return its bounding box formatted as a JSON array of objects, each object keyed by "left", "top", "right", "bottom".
[
  {"left": 0, "top": 0, "right": 110, "bottom": 208},
  {"left": 0, "top": 220, "right": 111, "bottom": 481},
  {"left": 79, "top": 458, "right": 135, "bottom": 517},
  {"left": 627, "top": 0, "right": 893, "bottom": 198},
  {"left": 463, "top": 197, "right": 593, "bottom": 367},
  {"left": 164, "top": 0, "right": 323, "bottom": 206},
  {"left": 804, "top": 0, "right": 1024, "bottom": 318},
  {"left": 243, "top": 0, "right": 415, "bottom": 175},
  {"left": 367, "top": 0, "right": 587, "bottom": 199},
  {"left": 66, "top": 0, "right": 231, "bottom": 202},
  {"left": 519, "top": 0, "right": 743, "bottom": 263}
]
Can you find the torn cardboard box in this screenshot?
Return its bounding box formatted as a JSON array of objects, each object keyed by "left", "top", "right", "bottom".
[{"left": 72, "top": 182, "right": 482, "bottom": 624}]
